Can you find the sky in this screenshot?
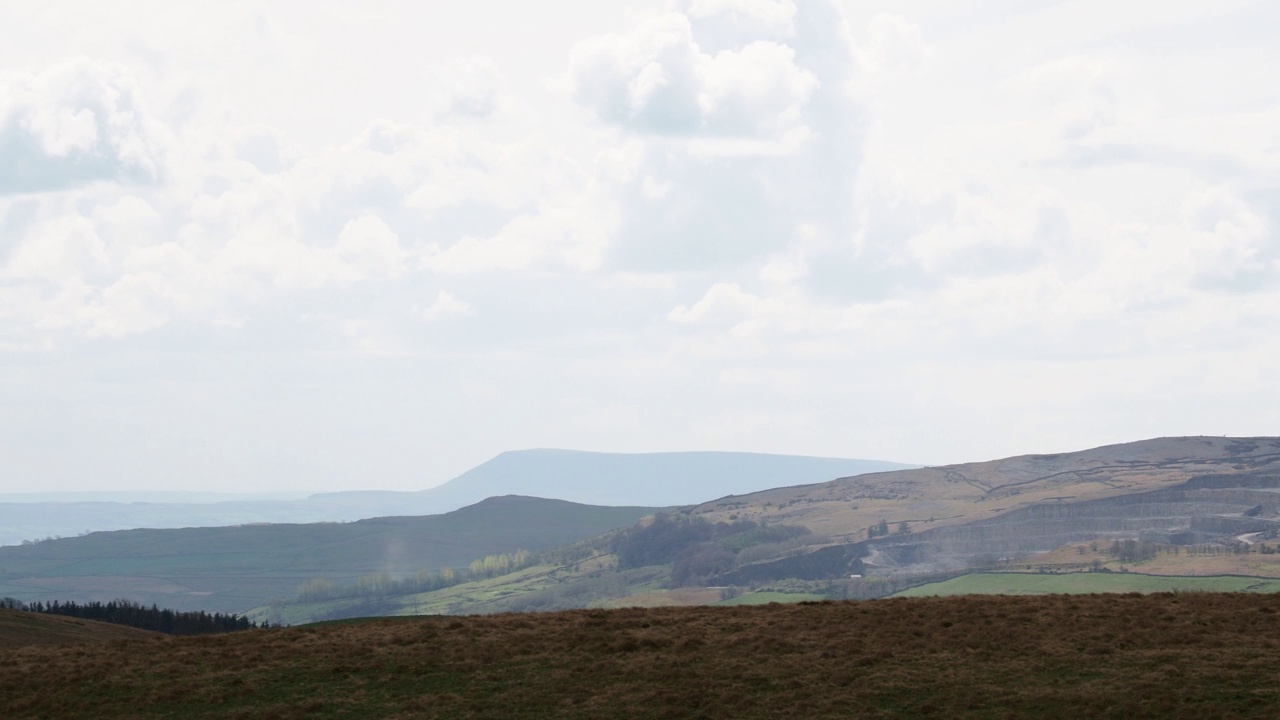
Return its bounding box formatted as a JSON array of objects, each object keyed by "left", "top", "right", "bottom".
[{"left": 1, "top": 0, "right": 1277, "bottom": 493}]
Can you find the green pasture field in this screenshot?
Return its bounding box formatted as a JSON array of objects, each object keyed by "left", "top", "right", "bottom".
[
  {"left": 894, "top": 571, "right": 1280, "bottom": 597},
  {"left": 251, "top": 564, "right": 568, "bottom": 624},
  {"left": 717, "top": 591, "right": 828, "bottom": 606}
]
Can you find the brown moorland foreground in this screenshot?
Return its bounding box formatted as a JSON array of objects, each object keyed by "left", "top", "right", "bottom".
[{"left": 4, "top": 594, "right": 1280, "bottom": 719}]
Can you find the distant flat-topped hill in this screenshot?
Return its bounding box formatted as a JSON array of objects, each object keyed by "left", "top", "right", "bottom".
[
  {"left": 321, "top": 449, "right": 916, "bottom": 512},
  {"left": 0, "top": 450, "right": 913, "bottom": 545}
]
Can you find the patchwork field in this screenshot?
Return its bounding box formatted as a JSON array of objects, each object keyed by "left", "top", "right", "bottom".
[
  {"left": 1020, "top": 540, "right": 1280, "bottom": 578},
  {"left": 894, "top": 572, "right": 1280, "bottom": 597},
  {"left": 717, "top": 590, "right": 828, "bottom": 605},
  {"left": 6, "top": 593, "right": 1280, "bottom": 718}
]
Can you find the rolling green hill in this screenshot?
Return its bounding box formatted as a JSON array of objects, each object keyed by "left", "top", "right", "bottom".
[
  {"left": 0, "top": 609, "right": 160, "bottom": 648},
  {"left": 0, "top": 496, "right": 659, "bottom": 614}
]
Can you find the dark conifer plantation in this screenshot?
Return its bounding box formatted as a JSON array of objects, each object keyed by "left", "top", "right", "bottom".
[{"left": 23, "top": 599, "right": 256, "bottom": 635}]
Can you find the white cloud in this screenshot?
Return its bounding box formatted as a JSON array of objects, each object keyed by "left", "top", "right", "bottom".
[
  {"left": 422, "top": 57, "right": 511, "bottom": 121},
  {"left": 568, "top": 12, "right": 817, "bottom": 140},
  {"left": 83, "top": 271, "right": 180, "bottom": 337},
  {"left": 0, "top": 59, "right": 170, "bottom": 194},
  {"left": 3, "top": 212, "right": 108, "bottom": 284},
  {"left": 334, "top": 215, "right": 405, "bottom": 281},
  {"left": 566, "top": 0, "right": 862, "bottom": 273},
  {"left": 227, "top": 125, "right": 305, "bottom": 175},
  {"left": 568, "top": 13, "right": 705, "bottom": 135},
  {"left": 698, "top": 41, "right": 818, "bottom": 137},
  {"left": 1005, "top": 55, "right": 1124, "bottom": 144},
  {"left": 668, "top": 282, "right": 758, "bottom": 325},
  {"left": 687, "top": 0, "right": 797, "bottom": 33},
  {"left": 415, "top": 290, "right": 473, "bottom": 322},
  {"left": 1184, "top": 185, "right": 1274, "bottom": 288},
  {"left": 854, "top": 13, "right": 932, "bottom": 86}
]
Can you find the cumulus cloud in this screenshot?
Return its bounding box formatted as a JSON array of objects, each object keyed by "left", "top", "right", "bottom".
[
  {"left": 2, "top": 212, "right": 108, "bottom": 285},
  {"left": 227, "top": 125, "right": 305, "bottom": 176},
  {"left": 422, "top": 57, "right": 511, "bottom": 121},
  {"left": 0, "top": 59, "right": 169, "bottom": 194},
  {"left": 415, "top": 290, "right": 473, "bottom": 322},
  {"left": 334, "top": 215, "right": 405, "bottom": 280},
  {"left": 568, "top": 12, "right": 817, "bottom": 139},
  {"left": 853, "top": 13, "right": 932, "bottom": 86},
  {"left": 1185, "top": 185, "right": 1275, "bottom": 290},
  {"left": 0, "top": 60, "right": 601, "bottom": 340},
  {"left": 566, "top": 0, "right": 861, "bottom": 273},
  {"left": 1006, "top": 56, "right": 1123, "bottom": 145},
  {"left": 686, "top": 0, "right": 797, "bottom": 33},
  {"left": 668, "top": 281, "right": 759, "bottom": 325},
  {"left": 699, "top": 41, "right": 818, "bottom": 138},
  {"left": 568, "top": 14, "right": 706, "bottom": 135}
]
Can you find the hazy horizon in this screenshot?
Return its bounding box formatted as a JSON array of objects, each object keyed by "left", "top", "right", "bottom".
[
  {"left": 2, "top": 1, "right": 1277, "bottom": 493},
  {"left": 0, "top": 446, "right": 918, "bottom": 497}
]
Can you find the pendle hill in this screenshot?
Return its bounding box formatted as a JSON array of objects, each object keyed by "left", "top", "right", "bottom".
[{"left": 0, "top": 450, "right": 913, "bottom": 546}]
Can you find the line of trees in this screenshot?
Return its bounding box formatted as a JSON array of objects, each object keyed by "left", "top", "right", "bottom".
[
  {"left": 612, "top": 513, "right": 815, "bottom": 587},
  {"left": 867, "top": 519, "right": 911, "bottom": 539},
  {"left": 470, "top": 550, "right": 532, "bottom": 579},
  {"left": 294, "top": 550, "right": 539, "bottom": 604},
  {"left": 16, "top": 599, "right": 257, "bottom": 635}
]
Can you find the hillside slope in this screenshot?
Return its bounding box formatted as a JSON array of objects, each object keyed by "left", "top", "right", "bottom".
[
  {"left": 0, "top": 609, "right": 160, "bottom": 648},
  {"left": 687, "top": 436, "right": 1280, "bottom": 581},
  {"left": 0, "top": 496, "right": 659, "bottom": 614},
  {"left": 315, "top": 436, "right": 1280, "bottom": 617},
  {"left": 694, "top": 436, "right": 1280, "bottom": 540}
]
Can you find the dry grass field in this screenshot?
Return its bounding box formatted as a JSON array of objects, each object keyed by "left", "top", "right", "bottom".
[{"left": 4, "top": 593, "right": 1280, "bottom": 718}]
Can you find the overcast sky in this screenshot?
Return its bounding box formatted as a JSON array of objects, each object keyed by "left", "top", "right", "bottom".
[{"left": 1, "top": 0, "right": 1277, "bottom": 493}]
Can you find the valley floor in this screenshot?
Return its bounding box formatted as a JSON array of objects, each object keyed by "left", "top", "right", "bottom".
[{"left": 5, "top": 593, "right": 1280, "bottom": 718}]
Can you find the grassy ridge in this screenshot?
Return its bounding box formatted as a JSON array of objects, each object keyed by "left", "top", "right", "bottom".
[
  {"left": 894, "top": 572, "right": 1280, "bottom": 597},
  {"left": 0, "top": 497, "right": 660, "bottom": 614},
  {"left": 6, "top": 593, "right": 1280, "bottom": 718},
  {"left": 0, "top": 609, "right": 159, "bottom": 649}
]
